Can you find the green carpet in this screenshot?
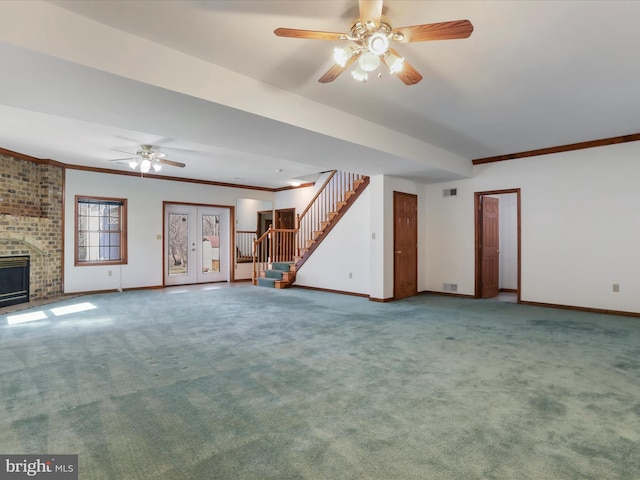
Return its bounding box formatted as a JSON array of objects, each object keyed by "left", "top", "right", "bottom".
[{"left": 1, "top": 286, "right": 639, "bottom": 479}]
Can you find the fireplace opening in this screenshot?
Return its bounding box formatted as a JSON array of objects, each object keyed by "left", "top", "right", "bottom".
[{"left": 0, "top": 256, "right": 30, "bottom": 307}]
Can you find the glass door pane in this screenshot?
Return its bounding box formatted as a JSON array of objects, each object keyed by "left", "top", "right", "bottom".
[
  {"left": 201, "top": 214, "right": 220, "bottom": 274},
  {"left": 168, "top": 213, "right": 189, "bottom": 276}
]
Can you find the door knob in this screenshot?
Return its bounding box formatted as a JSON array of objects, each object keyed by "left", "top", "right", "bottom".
[{"left": 395, "top": 250, "right": 402, "bottom": 254}]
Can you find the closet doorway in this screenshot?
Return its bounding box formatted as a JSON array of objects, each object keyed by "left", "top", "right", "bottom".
[{"left": 474, "top": 189, "right": 521, "bottom": 301}]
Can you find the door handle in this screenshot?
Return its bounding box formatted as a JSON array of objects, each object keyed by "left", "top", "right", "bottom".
[{"left": 395, "top": 250, "right": 402, "bottom": 254}]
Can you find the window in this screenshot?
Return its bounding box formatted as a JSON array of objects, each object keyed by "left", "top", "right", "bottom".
[{"left": 75, "top": 196, "right": 127, "bottom": 265}]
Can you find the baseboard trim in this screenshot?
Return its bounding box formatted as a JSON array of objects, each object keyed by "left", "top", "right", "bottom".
[
  {"left": 421, "top": 291, "right": 639, "bottom": 317},
  {"left": 420, "top": 290, "right": 476, "bottom": 299},
  {"left": 519, "top": 300, "right": 640, "bottom": 318},
  {"left": 499, "top": 288, "right": 518, "bottom": 293},
  {"left": 65, "top": 285, "right": 165, "bottom": 296},
  {"left": 368, "top": 297, "right": 394, "bottom": 303},
  {"left": 292, "top": 285, "right": 369, "bottom": 299}
]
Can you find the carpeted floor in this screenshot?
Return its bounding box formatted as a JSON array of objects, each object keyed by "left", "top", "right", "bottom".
[{"left": 1, "top": 285, "right": 639, "bottom": 479}]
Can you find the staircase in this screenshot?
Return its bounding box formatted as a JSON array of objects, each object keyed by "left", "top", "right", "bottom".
[
  {"left": 253, "top": 171, "right": 369, "bottom": 288},
  {"left": 256, "top": 262, "right": 296, "bottom": 289}
]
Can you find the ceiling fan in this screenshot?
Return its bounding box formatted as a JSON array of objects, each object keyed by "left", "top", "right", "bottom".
[
  {"left": 110, "top": 145, "right": 186, "bottom": 174},
  {"left": 274, "top": 0, "right": 473, "bottom": 85}
]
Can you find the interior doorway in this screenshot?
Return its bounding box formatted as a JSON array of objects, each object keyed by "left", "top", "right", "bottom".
[
  {"left": 393, "top": 191, "right": 418, "bottom": 300},
  {"left": 164, "top": 203, "right": 231, "bottom": 286},
  {"left": 474, "top": 189, "right": 521, "bottom": 301},
  {"left": 257, "top": 210, "right": 273, "bottom": 237}
]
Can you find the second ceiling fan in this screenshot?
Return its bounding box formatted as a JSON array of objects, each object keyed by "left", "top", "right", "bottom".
[{"left": 274, "top": 0, "right": 473, "bottom": 85}]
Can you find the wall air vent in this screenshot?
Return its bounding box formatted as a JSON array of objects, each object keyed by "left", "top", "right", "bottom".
[
  {"left": 443, "top": 188, "right": 458, "bottom": 197},
  {"left": 443, "top": 283, "right": 458, "bottom": 292}
]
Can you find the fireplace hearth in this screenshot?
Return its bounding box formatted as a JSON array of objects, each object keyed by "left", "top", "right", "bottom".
[{"left": 0, "top": 256, "right": 30, "bottom": 307}]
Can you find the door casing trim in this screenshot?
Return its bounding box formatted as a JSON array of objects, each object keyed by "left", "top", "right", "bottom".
[
  {"left": 473, "top": 189, "right": 521, "bottom": 302},
  {"left": 162, "top": 201, "right": 235, "bottom": 286}
]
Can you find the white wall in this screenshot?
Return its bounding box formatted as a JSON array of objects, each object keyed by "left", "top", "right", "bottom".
[
  {"left": 423, "top": 141, "right": 640, "bottom": 314},
  {"left": 274, "top": 171, "right": 331, "bottom": 216},
  {"left": 64, "top": 169, "right": 273, "bottom": 293},
  {"left": 236, "top": 198, "right": 272, "bottom": 231},
  {"left": 294, "top": 189, "right": 371, "bottom": 294},
  {"left": 423, "top": 182, "right": 474, "bottom": 295}
]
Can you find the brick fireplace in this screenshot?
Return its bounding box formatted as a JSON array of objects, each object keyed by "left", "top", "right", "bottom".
[{"left": 0, "top": 150, "right": 64, "bottom": 304}]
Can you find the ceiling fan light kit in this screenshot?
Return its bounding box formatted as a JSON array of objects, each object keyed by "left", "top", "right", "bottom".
[
  {"left": 130, "top": 158, "right": 161, "bottom": 173},
  {"left": 274, "top": 0, "right": 473, "bottom": 86}
]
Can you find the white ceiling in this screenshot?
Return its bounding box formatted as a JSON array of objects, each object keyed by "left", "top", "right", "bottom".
[{"left": 1, "top": 0, "right": 640, "bottom": 188}]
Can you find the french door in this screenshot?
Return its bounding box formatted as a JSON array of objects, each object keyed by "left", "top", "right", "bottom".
[{"left": 164, "top": 204, "right": 230, "bottom": 286}]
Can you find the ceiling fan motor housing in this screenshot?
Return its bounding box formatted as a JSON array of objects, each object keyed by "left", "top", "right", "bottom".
[{"left": 350, "top": 19, "right": 393, "bottom": 56}]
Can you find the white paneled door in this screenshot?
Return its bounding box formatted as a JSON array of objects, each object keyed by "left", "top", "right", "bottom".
[{"left": 164, "top": 204, "right": 230, "bottom": 286}]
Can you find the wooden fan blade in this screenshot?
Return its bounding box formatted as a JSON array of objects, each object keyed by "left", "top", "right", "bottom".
[
  {"left": 385, "top": 49, "right": 423, "bottom": 85},
  {"left": 318, "top": 53, "right": 361, "bottom": 83},
  {"left": 359, "top": 0, "right": 383, "bottom": 26},
  {"left": 392, "top": 19, "right": 473, "bottom": 43},
  {"left": 274, "top": 28, "right": 348, "bottom": 41},
  {"left": 158, "top": 158, "right": 186, "bottom": 168}
]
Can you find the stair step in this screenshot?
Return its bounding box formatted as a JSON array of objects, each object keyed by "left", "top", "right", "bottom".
[
  {"left": 320, "top": 221, "right": 330, "bottom": 229},
  {"left": 306, "top": 239, "right": 315, "bottom": 248},
  {"left": 335, "top": 201, "right": 347, "bottom": 210},
  {"left": 327, "top": 211, "right": 338, "bottom": 220},
  {"left": 345, "top": 190, "right": 355, "bottom": 200},
  {"left": 353, "top": 178, "right": 365, "bottom": 188},
  {"left": 265, "top": 270, "right": 283, "bottom": 280},
  {"left": 313, "top": 230, "right": 323, "bottom": 238},
  {"left": 272, "top": 262, "right": 292, "bottom": 271},
  {"left": 257, "top": 277, "right": 276, "bottom": 288}
]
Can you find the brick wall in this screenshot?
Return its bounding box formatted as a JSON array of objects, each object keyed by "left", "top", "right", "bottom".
[{"left": 0, "top": 151, "right": 64, "bottom": 301}]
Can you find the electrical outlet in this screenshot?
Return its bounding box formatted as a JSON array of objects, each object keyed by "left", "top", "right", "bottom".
[
  {"left": 349, "top": 272, "right": 353, "bottom": 279},
  {"left": 108, "top": 270, "right": 112, "bottom": 277},
  {"left": 613, "top": 283, "right": 620, "bottom": 293}
]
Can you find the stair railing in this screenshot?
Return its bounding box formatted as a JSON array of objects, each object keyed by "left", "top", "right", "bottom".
[
  {"left": 252, "top": 226, "right": 297, "bottom": 283},
  {"left": 253, "top": 227, "right": 270, "bottom": 284},
  {"left": 235, "top": 230, "right": 256, "bottom": 263},
  {"left": 296, "top": 171, "right": 364, "bottom": 256}
]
